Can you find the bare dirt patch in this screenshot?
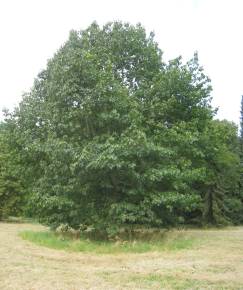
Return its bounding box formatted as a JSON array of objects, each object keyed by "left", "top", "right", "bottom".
[{"left": 1, "top": 222, "right": 243, "bottom": 289}]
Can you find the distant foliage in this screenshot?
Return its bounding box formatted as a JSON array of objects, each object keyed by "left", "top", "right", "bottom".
[
  {"left": 2, "top": 22, "right": 242, "bottom": 232},
  {"left": 0, "top": 122, "right": 24, "bottom": 219}
]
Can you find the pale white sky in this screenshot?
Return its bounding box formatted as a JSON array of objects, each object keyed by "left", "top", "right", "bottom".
[{"left": 0, "top": 0, "right": 242, "bottom": 124}]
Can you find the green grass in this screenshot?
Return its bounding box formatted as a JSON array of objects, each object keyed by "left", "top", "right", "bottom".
[
  {"left": 123, "top": 273, "right": 239, "bottom": 289},
  {"left": 100, "top": 271, "right": 242, "bottom": 289},
  {"left": 20, "top": 229, "right": 197, "bottom": 254}
]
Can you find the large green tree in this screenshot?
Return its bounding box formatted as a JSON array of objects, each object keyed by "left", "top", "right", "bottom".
[{"left": 7, "top": 22, "right": 242, "bottom": 232}]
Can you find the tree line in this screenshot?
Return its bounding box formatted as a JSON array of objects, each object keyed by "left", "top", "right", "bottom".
[{"left": 0, "top": 22, "right": 242, "bottom": 236}]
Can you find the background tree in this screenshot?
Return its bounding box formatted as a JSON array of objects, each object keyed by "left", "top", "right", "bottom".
[
  {"left": 239, "top": 95, "right": 243, "bottom": 194},
  {"left": 199, "top": 120, "right": 242, "bottom": 224},
  {"left": 0, "top": 121, "right": 24, "bottom": 219}
]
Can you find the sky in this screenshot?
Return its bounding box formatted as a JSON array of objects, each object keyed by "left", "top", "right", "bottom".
[{"left": 0, "top": 0, "right": 242, "bottom": 125}]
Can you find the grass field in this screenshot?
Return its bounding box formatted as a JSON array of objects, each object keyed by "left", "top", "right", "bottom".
[
  {"left": 1, "top": 222, "right": 243, "bottom": 289},
  {"left": 20, "top": 229, "right": 197, "bottom": 254}
]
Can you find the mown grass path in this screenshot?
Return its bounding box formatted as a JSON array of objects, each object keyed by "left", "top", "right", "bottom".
[{"left": 1, "top": 222, "right": 243, "bottom": 289}]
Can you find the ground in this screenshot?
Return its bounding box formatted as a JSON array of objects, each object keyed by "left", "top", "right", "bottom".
[{"left": 0, "top": 222, "right": 243, "bottom": 289}]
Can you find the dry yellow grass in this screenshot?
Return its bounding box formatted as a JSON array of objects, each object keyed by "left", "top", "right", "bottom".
[{"left": 1, "top": 222, "right": 243, "bottom": 289}]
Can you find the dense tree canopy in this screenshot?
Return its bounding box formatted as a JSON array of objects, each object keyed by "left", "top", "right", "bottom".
[{"left": 1, "top": 22, "right": 242, "bottom": 234}]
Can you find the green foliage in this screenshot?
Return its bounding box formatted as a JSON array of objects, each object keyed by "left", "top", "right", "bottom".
[
  {"left": 200, "top": 120, "right": 242, "bottom": 224},
  {"left": 0, "top": 122, "right": 24, "bottom": 219},
  {"left": 3, "top": 21, "right": 243, "bottom": 231},
  {"left": 238, "top": 95, "right": 243, "bottom": 218}
]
